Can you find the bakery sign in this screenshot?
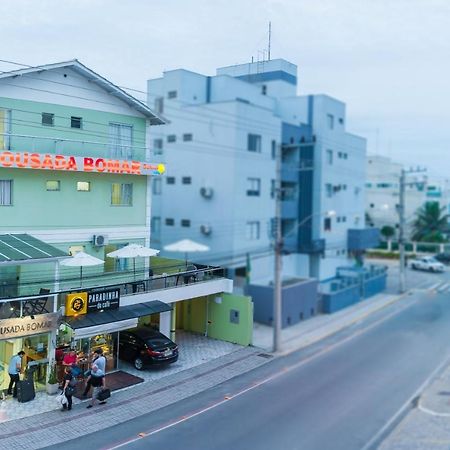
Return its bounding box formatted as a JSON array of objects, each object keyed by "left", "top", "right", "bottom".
[
  {"left": 0, "top": 151, "right": 166, "bottom": 176},
  {"left": 0, "top": 312, "right": 60, "bottom": 339}
]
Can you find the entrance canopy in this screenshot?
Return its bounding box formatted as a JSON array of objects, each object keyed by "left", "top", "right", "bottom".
[
  {"left": 64, "top": 300, "right": 172, "bottom": 339},
  {"left": 0, "top": 234, "right": 68, "bottom": 265}
]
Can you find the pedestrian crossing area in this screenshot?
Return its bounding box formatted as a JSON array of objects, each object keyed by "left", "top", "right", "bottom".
[{"left": 423, "top": 281, "right": 450, "bottom": 293}]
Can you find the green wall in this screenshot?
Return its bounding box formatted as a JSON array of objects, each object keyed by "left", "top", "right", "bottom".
[{"left": 181, "top": 293, "right": 253, "bottom": 346}]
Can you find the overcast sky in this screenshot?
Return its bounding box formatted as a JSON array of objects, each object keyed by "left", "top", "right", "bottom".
[{"left": 1, "top": 0, "right": 448, "bottom": 178}]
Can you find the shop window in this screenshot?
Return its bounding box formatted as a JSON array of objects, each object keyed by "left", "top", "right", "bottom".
[
  {"left": 111, "top": 183, "right": 132, "bottom": 206},
  {"left": 77, "top": 181, "right": 91, "bottom": 192}
]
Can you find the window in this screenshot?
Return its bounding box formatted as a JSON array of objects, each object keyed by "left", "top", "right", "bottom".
[
  {"left": 247, "top": 177, "right": 261, "bottom": 196},
  {"left": 167, "top": 135, "right": 176, "bottom": 143},
  {"left": 151, "top": 217, "right": 161, "bottom": 234},
  {"left": 109, "top": 123, "right": 133, "bottom": 159},
  {"left": 155, "top": 97, "right": 164, "bottom": 114},
  {"left": 344, "top": 153, "right": 348, "bottom": 160},
  {"left": 337, "top": 216, "right": 341, "bottom": 223},
  {"left": 0, "top": 109, "right": 11, "bottom": 150},
  {"left": 271, "top": 179, "right": 275, "bottom": 199},
  {"left": 0, "top": 180, "right": 12, "bottom": 205},
  {"left": 166, "top": 177, "right": 175, "bottom": 185},
  {"left": 246, "top": 221, "right": 260, "bottom": 240},
  {"left": 338, "top": 151, "right": 343, "bottom": 159},
  {"left": 326, "top": 149, "right": 333, "bottom": 164},
  {"left": 71, "top": 116, "right": 82, "bottom": 129},
  {"left": 153, "top": 138, "right": 163, "bottom": 155},
  {"left": 324, "top": 217, "right": 332, "bottom": 231},
  {"left": 77, "top": 181, "right": 90, "bottom": 192},
  {"left": 339, "top": 118, "right": 344, "bottom": 125},
  {"left": 247, "top": 134, "right": 262, "bottom": 153},
  {"left": 261, "top": 85, "right": 267, "bottom": 95},
  {"left": 181, "top": 219, "right": 191, "bottom": 227},
  {"left": 182, "top": 177, "right": 191, "bottom": 184},
  {"left": 271, "top": 140, "right": 277, "bottom": 160},
  {"left": 342, "top": 184, "right": 347, "bottom": 191},
  {"left": 168, "top": 90, "right": 177, "bottom": 99},
  {"left": 165, "top": 218, "right": 174, "bottom": 226},
  {"left": 152, "top": 178, "right": 161, "bottom": 195},
  {"left": 42, "top": 113, "right": 54, "bottom": 126},
  {"left": 325, "top": 183, "right": 333, "bottom": 198},
  {"left": 111, "top": 183, "right": 132, "bottom": 206},
  {"left": 326, "top": 114, "right": 334, "bottom": 130},
  {"left": 46, "top": 180, "right": 60, "bottom": 191},
  {"left": 370, "top": 203, "right": 375, "bottom": 208},
  {"left": 183, "top": 133, "right": 193, "bottom": 142}
]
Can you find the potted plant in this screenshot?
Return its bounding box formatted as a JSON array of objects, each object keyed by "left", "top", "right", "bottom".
[{"left": 46, "top": 363, "right": 59, "bottom": 395}]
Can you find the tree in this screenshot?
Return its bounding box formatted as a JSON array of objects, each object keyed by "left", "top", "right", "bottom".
[
  {"left": 411, "top": 202, "right": 449, "bottom": 242},
  {"left": 380, "top": 225, "right": 395, "bottom": 240}
]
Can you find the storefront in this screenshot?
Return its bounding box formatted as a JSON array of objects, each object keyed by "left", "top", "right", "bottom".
[
  {"left": 0, "top": 312, "right": 60, "bottom": 393},
  {"left": 60, "top": 287, "right": 171, "bottom": 376}
]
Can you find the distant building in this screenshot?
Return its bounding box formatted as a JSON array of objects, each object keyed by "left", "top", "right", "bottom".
[{"left": 148, "top": 58, "right": 374, "bottom": 286}]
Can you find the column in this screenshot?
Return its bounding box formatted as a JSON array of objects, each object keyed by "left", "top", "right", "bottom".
[{"left": 159, "top": 310, "right": 171, "bottom": 337}]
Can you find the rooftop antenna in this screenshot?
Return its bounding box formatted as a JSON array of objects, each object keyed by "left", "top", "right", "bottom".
[{"left": 268, "top": 21, "right": 272, "bottom": 60}]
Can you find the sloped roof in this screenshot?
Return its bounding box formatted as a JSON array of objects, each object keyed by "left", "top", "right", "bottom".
[{"left": 0, "top": 59, "right": 164, "bottom": 125}]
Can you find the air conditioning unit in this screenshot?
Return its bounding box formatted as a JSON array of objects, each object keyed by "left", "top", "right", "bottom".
[
  {"left": 92, "top": 234, "right": 109, "bottom": 247},
  {"left": 200, "top": 187, "right": 214, "bottom": 198},
  {"left": 200, "top": 224, "right": 212, "bottom": 235}
]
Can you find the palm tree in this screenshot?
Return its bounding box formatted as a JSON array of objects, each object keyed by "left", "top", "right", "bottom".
[{"left": 411, "top": 202, "right": 449, "bottom": 242}]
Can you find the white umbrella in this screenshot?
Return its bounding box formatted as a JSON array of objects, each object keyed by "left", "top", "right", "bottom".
[
  {"left": 164, "top": 239, "right": 209, "bottom": 267},
  {"left": 106, "top": 244, "right": 160, "bottom": 280},
  {"left": 60, "top": 251, "right": 104, "bottom": 287}
]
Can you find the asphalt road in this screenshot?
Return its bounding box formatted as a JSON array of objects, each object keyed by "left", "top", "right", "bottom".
[{"left": 51, "top": 272, "right": 450, "bottom": 450}]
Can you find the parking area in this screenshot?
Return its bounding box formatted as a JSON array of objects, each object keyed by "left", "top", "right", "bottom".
[{"left": 0, "top": 331, "right": 244, "bottom": 423}]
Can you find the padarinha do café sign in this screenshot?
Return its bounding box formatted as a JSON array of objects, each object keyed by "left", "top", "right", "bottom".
[{"left": 0, "top": 151, "right": 166, "bottom": 176}]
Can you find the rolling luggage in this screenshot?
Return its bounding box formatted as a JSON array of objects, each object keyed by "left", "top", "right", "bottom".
[{"left": 17, "top": 379, "right": 35, "bottom": 403}]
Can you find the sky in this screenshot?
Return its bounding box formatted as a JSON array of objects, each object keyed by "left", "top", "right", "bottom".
[{"left": 1, "top": 0, "right": 449, "bottom": 179}]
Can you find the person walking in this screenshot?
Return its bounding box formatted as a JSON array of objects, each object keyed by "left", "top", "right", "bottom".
[
  {"left": 7, "top": 351, "right": 25, "bottom": 398},
  {"left": 86, "top": 365, "right": 106, "bottom": 409},
  {"left": 82, "top": 349, "right": 105, "bottom": 398},
  {"left": 61, "top": 366, "right": 74, "bottom": 411}
]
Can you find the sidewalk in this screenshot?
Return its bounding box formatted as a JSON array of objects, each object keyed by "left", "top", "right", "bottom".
[
  {"left": 253, "top": 291, "right": 403, "bottom": 354},
  {"left": 379, "top": 358, "right": 450, "bottom": 450}
]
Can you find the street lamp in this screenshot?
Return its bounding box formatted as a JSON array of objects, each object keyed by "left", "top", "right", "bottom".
[{"left": 273, "top": 209, "right": 336, "bottom": 353}]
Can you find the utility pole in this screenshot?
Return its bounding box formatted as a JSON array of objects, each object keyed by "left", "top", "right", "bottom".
[
  {"left": 273, "top": 143, "right": 282, "bottom": 353},
  {"left": 398, "top": 167, "right": 427, "bottom": 293}
]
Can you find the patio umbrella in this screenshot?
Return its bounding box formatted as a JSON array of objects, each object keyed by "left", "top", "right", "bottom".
[
  {"left": 106, "top": 244, "right": 160, "bottom": 280},
  {"left": 163, "top": 239, "right": 209, "bottom": 267},
  {"left": 59, "top": 251, "right": 105, "bottom": 287}
]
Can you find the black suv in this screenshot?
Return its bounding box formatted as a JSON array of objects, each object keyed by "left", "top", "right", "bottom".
[{"left": 119, "top": 327, "right": 179, "bottom": 370}]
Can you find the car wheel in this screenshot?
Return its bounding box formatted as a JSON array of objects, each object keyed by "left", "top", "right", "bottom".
[
  {"left": 134, "top": 357, "right": 144, "bottom": 370},
  {"left": 412, "top": 264, "right": 417, "bottom": 270}
]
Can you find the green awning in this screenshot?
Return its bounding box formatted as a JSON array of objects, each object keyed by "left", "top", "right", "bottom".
[{"left": 0, "top": 234, "right": 68, "bottom": 265}]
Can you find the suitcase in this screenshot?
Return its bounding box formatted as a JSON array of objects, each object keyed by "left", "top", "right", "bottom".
[
  {"left": 97, "top": 388, "right": 111, "bottom": 401},
  {"left": 17, "top": 379, "right": 35, "bottom": 403}
]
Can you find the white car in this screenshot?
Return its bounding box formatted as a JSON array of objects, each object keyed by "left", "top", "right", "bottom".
[{"left": 409, "top": 256, "right": 445, "bottom": 272}]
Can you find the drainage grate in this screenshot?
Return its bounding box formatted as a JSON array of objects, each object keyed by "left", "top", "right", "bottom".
[{"left": 257, "top": 353, "right": 274, "bottom": 359}]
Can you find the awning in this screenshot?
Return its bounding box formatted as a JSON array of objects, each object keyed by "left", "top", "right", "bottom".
[
  {"left": 71, "top": 318, "right": 139, "bottom": 340},
  {"left": 0, "top": 234, "right": 68, "bottom": 265},
  {"left": 64, "top": 300, "right": 172, "bottom": 333}
]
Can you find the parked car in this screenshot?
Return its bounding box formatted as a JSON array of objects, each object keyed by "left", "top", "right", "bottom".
[
  {"left": 409, "top": 256, "right": 445, "bottom": 272},
  {"left": 434, "top": 253, "right": 450, "bottom": 265},
  {"left": 119, "top": 327, "right": 179, "bottom": 370}
]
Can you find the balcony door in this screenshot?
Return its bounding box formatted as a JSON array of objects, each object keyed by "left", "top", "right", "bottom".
[{"left": 109, "top": 123, "right": 133, "bottom": 159}]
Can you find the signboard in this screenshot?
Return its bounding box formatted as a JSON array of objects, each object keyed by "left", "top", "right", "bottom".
[
  {"left": 66, "top": 292, "right": 88, "bottom": 316},
  {"left": 0, "top": 312, "right": 60, "bottom": 340},
  {"left": 0, "top": 151, "right": 166, "bottom": 176},
  {"left": 87, "top": 288, "right": 120, "bottom": 313}
]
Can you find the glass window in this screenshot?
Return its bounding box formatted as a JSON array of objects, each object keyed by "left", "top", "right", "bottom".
[
  {"left": 324, "top": 217, "right": 332, "bottom": 231},
  {"left": 271, "top": 140, "right": 277, "bottom": 160},
  {"left": 42, "top": 112, "right": 54, "bottom": 126},
  {"left": 271, "top": 179, "right": 275, "bottom": 199},
  {"left": 165, "top": 218, "right": 174, "bottom": 226},
  {"left": 247, "top": 134, "right": 262, "bottom": 153},
  {"left": 168, "top": 90, "right": 177, "bottom": 99},
  {"left": 151, "top": 217, "right": 161, "bottom": 234},
  {"left": 326, "top": 149, "right": 333, "bottom": 164},
  {"left": 153, "top": 138, "right": 163, "bottom": 155},
  {"left": 111, "top": 183, "right": 132, "bottom": 206},
  {"left": 109, "top": 123, "right": 133, "bottom": 159},
  {"left": 46, "top": 180, "right": 60, "bottom": 191},
  {"left": 247, "top": 178, "right": 261, "bottom": 196},
  {"left": 325, "top": 183, "right": 333, "bottom": 198},
  {"left": 77, "top": 181, "right": 90, "bottom": 192},
  {"left": 0, "top": 180, "right": 12, "bottom": 205},
  {"left": 155, "top": 97, "right": 164, "bottom": 114},
  {"left": 246, "top": 221, "right": 260, "bottom": 240},
  {"left": 326, "top": 114, "right": 334, "bottom": 130},
  {"left": 181, "top": 219, "right": 191, "bottom": 227},
  {"left": 152, "top": 178, "right": 161, "bottom": 195},
  {"left": 183, "top": 133, "right": 193, "bottom": 142},
  {"left": 262, "top": 85, "right": 267, "bottom": 95},
  {"left": 166, "top": 177, "right": 175, "bottom": 185},
  {"left": 182, "top": 177, "right": 191, "bottom": 184},
  {"left": 71, "top": 116, "right": 82, "bottom": 129},
  {"left": 167, "top": 135, "right": 176, "bottom": 143},
  {"left": 0, "top": 109, "right": 11, "bottom": 150}
]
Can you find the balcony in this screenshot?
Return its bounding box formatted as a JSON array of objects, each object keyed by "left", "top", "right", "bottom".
[{"left": 347, "top": 228, "right": 380, "bottom": 251}]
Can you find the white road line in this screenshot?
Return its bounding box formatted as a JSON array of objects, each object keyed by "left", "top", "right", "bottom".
[
  {"left": 428, "top": 282, "right": 443, "bottom": 291},
  {"left": 437, "top": 283, "right": 449, "bottom": 292}
]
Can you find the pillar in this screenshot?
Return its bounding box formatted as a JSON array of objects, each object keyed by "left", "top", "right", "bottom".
[
  {"left": 159, "top": 310, "right": 171, "bottom": 337},
  {"left": 170, "top": 304, "right": 177, "bottom": 342}
]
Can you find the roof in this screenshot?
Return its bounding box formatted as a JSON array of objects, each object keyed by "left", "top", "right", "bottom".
[
  {"left": 0, "top": 234, "right": 68, "bottom": 265},
  {"left": 0, "top": 59, "right": 165, "bottom": 125},
  {"left": 64, "top": 300, "right": 172, "bottom": 329}
]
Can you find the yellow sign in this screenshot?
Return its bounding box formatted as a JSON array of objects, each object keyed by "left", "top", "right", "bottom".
[{"left": 66, "top": 292, "right": 88, "bottom": 316}]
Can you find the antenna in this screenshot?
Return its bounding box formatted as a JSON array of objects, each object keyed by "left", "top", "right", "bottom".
[{"left": 268, "top": 21, "right": 272, "bottom": 60}]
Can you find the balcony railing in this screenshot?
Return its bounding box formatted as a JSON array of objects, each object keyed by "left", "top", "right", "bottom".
[{"left": 0, "top": 133, "right": 149, "bottom": 161}]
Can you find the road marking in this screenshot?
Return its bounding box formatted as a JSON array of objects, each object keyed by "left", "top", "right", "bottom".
[
  {"left": 104, "top": 295, "right": 423, "bottom": 450},
  {"left": 437, "top": 283, "right": 449, "bottom": 292},
  {"left": 427, "top": 282, "right": 443, "bottom": 292}
]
